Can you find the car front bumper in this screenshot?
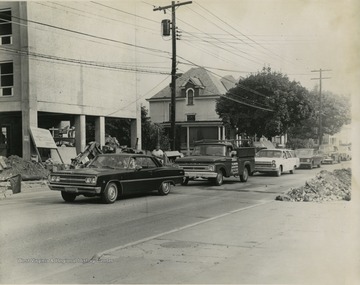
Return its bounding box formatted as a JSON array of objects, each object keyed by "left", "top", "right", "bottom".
[
  {"left": 254, "top": 166, "right": 278, "bottom": 172},
  {"left": 184, "top": 171, "right": 218, "bottom": 179},
  {"left": 49, "top": 184, "right": 102, "bottom": 194}
]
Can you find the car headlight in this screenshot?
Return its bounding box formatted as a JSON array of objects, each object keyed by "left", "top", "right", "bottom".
[
  {"left": 271, "top": 160, "right": 276, "bottom": 167},
  {"left": 85, "top": 177, "right": 97, "bottom": 184},
  {"left": 206, "top": 165, "right": 215, "bottom": 171},
  {"left": 49, "top": 176, "right": 60, "bottom": 182},
  {"left": 306, "top": 158, "right": 311, "bottom": 162}
]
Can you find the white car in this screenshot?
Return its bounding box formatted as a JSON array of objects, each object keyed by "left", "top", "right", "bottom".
[{"left": 254, "top": 149, "right": 300, "bottom": 176}]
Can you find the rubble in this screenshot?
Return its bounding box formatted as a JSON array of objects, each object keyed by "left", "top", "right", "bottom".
[
  {"left": 0, "top": 155, "right": 50, "bottom": 181},
  {"left": 276, "top": 168, "right": 351, "bottom": 202}
]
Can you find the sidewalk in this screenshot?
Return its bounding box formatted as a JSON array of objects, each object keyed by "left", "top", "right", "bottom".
[
  {"left": 34, "top": 196, "right": 360, "bottom": 284},
  {"left": 0, "top": 179, "right": 49, "bottom": 199}
]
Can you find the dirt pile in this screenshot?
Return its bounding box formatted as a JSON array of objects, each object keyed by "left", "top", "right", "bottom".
[
  {"left": 0, "top": 155, "right": 50, "bottom": 181},
  {"left": 276, "top": 168, "right": 351, "bottom": 202}
]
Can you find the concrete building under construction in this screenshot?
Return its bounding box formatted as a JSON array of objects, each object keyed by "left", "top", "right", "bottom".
[{"left": 0, "top": 2, "right": 141, "bottom": 160}]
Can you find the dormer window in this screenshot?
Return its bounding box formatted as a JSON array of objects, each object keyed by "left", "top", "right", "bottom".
[{"left": 186, "top": 88, "right": 194, "bottom": 105}]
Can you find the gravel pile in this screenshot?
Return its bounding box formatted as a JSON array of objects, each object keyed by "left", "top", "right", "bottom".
[
  {"left": 276, "top": 168, "right": 351, "bottom": 202},
  {"left": 0, "top": 155, "right": 50, "bottom": 181}
]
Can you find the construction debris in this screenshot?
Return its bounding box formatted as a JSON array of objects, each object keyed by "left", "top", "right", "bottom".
[
  {"left": 276, "top": 168, "right": 351, "bottom": 202},
  {"left": 0, "top": 156, "right": 50, "bottom": 181}
]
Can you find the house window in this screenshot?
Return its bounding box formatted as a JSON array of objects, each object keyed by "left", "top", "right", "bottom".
[
  {"left": 187, "top": 89, "right": 194, "bottom": 105},
  {"left": 0, "top": 62, "right": 13, "bottom": 96},
  {"left": 187, "top": 114, "right": 196, "bottom": 121},
  {"left": 0, "top": 9, "right": 12, "bottom": 45}
]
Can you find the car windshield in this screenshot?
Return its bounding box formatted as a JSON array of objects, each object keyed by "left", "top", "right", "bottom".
[
  {"left": 192, "top": 145, "right": 226, "bottom": 156},
  {"left": 88, "top": 155, "right": 132, "bottom": 169},
  {"left": 256, "top": 150, "right": 282, "bottom": 158},
  {"left": 295, "top": 149, "right": 314, "bottom": 157}
]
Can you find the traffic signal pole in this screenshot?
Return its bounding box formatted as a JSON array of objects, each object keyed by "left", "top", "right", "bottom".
[{"left": 154, "top": 1, "right": 192, "bottom": 150}]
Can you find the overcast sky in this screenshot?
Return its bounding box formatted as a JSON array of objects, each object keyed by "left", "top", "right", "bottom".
[
  {"left": 27, "top": 1, "right": 359, "bottom": 112},
  {"left": 104, "top": 0, "right": 359, "bottom": 103}
]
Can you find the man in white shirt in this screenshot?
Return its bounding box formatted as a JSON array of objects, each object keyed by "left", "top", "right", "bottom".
[{"left": 152, "top": 144, "right": 164, "bottom": 160}]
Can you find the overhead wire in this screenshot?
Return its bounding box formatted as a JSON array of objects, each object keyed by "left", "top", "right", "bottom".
[
  {"left": 0, "top": 46, "right": 170, "bottom": 75},
  {"left": 194, "top": 1, "right": 299, "bottom": 67}
]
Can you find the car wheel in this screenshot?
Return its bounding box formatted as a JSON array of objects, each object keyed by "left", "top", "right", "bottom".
[
  {"left": 102, "top": 182, "right": 118, "bottom": 204},
  {"left": 290, "top": 166, "right": 295, "bottom": 174},
  {"left": 61, "top": 191, "right": 76, "bottom": 202},
  {"left": 181, "top": 177, "right": 189, "bottom": 186},
  {"left": 240, "top": 167, "right": 249, "bottom": 182},
  {"left": 275, "top": 167, "right": 282, "bottom": 177},
  {"left": 214, "top": 170, "right": 224, "bottom": 186},
  {"left": 159, "top": 181, "right": 171, "bottom": 195}
]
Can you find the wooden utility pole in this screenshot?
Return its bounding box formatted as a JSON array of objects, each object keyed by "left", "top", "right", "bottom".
[
  {"left": 311, "top": 69, "right": 331, "bottom": 146},
  {"left": 154, "top": 1, "right": 192, "bottom": 150}
]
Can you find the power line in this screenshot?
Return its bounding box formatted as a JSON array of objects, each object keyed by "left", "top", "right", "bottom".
[
  {"left": 0, "top": 12, "right": 170, "bottom": 56},
  {"left": 0, "top": 46, "right": 170, "bottom": 75},
  {"left": 194, "top": 2, "right": 298, "bottom": 67}
]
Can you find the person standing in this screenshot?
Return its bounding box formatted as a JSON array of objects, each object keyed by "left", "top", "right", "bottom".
[{"left": 152, "top": 144, "right": 164, "bottom": 161}]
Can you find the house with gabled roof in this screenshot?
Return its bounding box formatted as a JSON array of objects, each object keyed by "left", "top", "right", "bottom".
[{"left": 147, "top": 67, "right": 237, "bottom": 154}]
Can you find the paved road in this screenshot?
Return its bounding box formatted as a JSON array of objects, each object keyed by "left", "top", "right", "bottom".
[{"left": 0, "top": 161, "right": 351, "bottom": 283}]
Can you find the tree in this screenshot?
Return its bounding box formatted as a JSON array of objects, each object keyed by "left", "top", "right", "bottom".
[
  {"left": 86, "top": 117, "right": 131, "bottom": 146},
  {"left": 287, "top": 89, "right": 351, "bottom": 142},
  {"left": 141, "top": 106, "right": 170, "bottom": 151},
  {"left": 216, "top": 67, "right": 312, "bottom": 139}
]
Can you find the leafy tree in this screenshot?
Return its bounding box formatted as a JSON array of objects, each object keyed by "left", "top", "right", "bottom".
[
  {"left": 86, "top": 117, "right": 131, "bottom": 145},
  {"left": 141, "top": 106, "right": 170, "bottom": 151},
  {"left": 216, "top": 67, "right": 312, "bottom": 139},
  {"left": 287, "top": 89, "right": 351, "bottom": 144}
]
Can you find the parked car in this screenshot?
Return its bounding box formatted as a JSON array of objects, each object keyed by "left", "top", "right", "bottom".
[
  {"left": 294, "top": 148, "right": 323, "bottom": 168},
  {"left": 254, "top": 149, "right": 300, "bottom": 176},
  {"left": 319, "top": 145, "right": 341, "bottom": 164},
  {"left": 338, "top": 145, "right": 352, "bottom": 161},
  {"left": 48, "top": 153, "right": 185, "bottom": 204}
]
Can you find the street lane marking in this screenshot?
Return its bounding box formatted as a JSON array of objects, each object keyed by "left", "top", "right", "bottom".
[{"left": 90, "top": 200, "right": 274, "bottom": 261}]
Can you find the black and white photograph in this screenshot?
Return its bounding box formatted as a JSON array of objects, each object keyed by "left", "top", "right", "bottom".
[{"left": 0, "top": 0, "right": 359, "bottom": 284}]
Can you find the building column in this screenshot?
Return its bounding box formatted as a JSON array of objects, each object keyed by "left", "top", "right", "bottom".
[
  {"left": 222, "top": 126, "right": 226, "bottom": 140},
  {"left": 19, "top": 2, "right": 36, "bottom": 160},
  {"left": 131, "top": 119, "right": 141, "bottom": 150},
  {"left": 74, "top": 115, "right": 86, "bottom": 154},
  {"left": 95, "top": 116, "right": 105, "bottom": 147},
  {"left": 218, "top": 126, "right": 221, "bottom": 140},
  {"left": 186, "top": 126, "right": 190, "bottom": 155}
]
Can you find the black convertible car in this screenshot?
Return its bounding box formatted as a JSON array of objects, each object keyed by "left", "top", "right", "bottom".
[{"left": 48, "top": 153, "right": 185, "bottom": 204}]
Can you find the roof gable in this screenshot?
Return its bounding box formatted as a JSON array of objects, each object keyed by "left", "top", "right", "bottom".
[{"left": 148, "top": 67, "right": 237, "bottom": 100}]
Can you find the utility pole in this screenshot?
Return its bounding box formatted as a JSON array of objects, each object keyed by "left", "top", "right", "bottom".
[
  {"left": 311, "top": 69, "right": 331, "bottom": 146},
  {"left": 154, "top": 1, "right": 192, "bottom": 150}
]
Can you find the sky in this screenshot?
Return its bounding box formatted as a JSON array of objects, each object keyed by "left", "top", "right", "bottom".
[
  {"left": 105, "top": 0, "right": 359, "bottom": 103},
  {"left": 20, "top": 0, "right": 359, "bottom": 117},
  {"left": 25, "top": 1, "right": 359, "bottom": 104}
]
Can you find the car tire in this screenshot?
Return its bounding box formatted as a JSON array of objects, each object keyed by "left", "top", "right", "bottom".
[
  {"left": 159, "top": 181, "right": 171, "bottom": 195},
  {"left": 102, "top": 182, "right": 118, "bottom": 204},
  {"left": 61, "top": 191, "right": 76, "bottom": 202},
  {"left": 214, "top": 170, "right": 224, "bottom": 186},
  {"left": 290, "top": 166, "right": 295, "bottom": 174},
  {"left": 181, "top": 177, "right": 189, "bottom": 186},
  {"left": 240, "top": 167, "right": 249, "bottom": 182},
  {"left": 276, "top": 167, "right": 282, "bottom": 177}
]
